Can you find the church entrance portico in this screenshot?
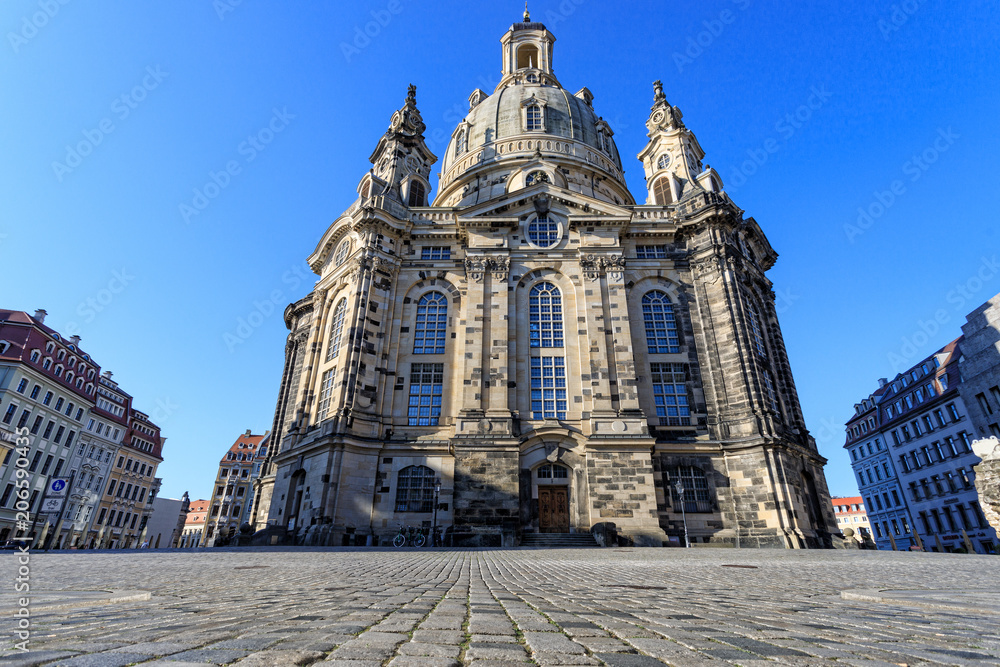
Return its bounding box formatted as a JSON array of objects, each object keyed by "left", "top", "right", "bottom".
[{"left": 537, "top": 464, "right": 571, "bottom": 533}]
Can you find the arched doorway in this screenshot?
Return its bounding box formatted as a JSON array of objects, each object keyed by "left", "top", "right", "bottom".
[{"left": 535, "top": 463, "right": 570, "bottom": 533}]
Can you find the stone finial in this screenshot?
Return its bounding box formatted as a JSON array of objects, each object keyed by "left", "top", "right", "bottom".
[
  {"left": 406, "top": 83, "right": 417, "bottom": 106},
  {"left": 524, "top": 1, "right": 530, "bottom": 21},
  {"left": 653, "top": 79, "right": 666, "bottom": 103}
]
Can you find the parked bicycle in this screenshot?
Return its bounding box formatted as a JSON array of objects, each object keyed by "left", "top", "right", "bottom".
[{"left": 392, "top": 525, "right": 426, "bottom": 548}]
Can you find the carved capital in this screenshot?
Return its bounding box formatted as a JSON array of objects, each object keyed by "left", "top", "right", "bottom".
[{"left": 465, "top": 257, "right": 486, "bottom": 283}]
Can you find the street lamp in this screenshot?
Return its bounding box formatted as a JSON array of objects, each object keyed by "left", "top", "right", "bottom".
[
  {"left": 674, "top": 480, "right": 690, "bottom": 548},
  {"left": 432, "top": 480, "right": 442, "bottom": 547}
]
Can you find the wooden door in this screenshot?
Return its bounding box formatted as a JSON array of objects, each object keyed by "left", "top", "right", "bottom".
[{"left": 538, "top": 487, "right": 569, "bottom": 533}]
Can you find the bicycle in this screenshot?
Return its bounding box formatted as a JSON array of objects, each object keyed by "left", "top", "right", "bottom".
[{"left": 392, "top": 525, "right": 426, "bottom": 548}]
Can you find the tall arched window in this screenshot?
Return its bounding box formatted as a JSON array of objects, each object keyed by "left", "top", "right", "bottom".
[
  {"left": 529, "top": 282, "right": 564, "bottom": 348},
  {"left": 326, "top": 299, "right": 347, "bottom": 362},
  {"left": 455, "top": 129, "right": 466, "bottom": 157},
  {"left": 335, "top": 239, "right": 351, "bottom": 267},
  {"left": 747, "top": 301, "right": 766, "bottom": 358},
  {"left": 408, "top": 181, "right": 426, "bottom": 207},
  {"left": 652, "top": 177, "right": 672, "bottom": 205},
  {"left": 414, "top": 292, "right": 447, "bottom": 354},
  {"left": 395, "top": 465, "right": 436, "bottom": 512},
  {"left": 526, "top": 105, "right": 542, "bottom": 131},
  {"left": 642, "top": 291, "right": 679, "bottom": 353}
]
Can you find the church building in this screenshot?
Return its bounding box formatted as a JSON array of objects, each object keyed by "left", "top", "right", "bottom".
[{"left": 250, "top": 13, "right": 841, "bottom": 548}]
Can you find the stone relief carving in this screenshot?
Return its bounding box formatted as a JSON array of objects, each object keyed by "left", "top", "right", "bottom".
[{"left": 580, "top": 254, "right": 625, "bottom": 281}]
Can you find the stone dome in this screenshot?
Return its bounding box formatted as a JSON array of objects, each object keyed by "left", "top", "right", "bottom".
[{"left": 433, "top": 20, "right": 633, "bottom": 207}]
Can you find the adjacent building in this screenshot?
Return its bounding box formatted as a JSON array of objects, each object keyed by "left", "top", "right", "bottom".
[
  {"left": 0, "top": 309, "right": 168, "bottom": 548},
  {"left": 845, "top": 337, "right": 998, "bottom": 553},
  {"left": 959, "top": 295, "right": 1000, "bottom": 441},
  {"left": 204, "top": 430, "right": 268, "bottom": 547},
  {"left": 180, "top": 498, "right": 209, "bottom": 548},
  {"left": 250, "top": 13, "right": 840, "bottom": 548},
  {"left": 144, "top": 493, "right": 190, "bottom": 548},
  {"left": 831, "top": 496, "right": 872, "bottom": 546}
]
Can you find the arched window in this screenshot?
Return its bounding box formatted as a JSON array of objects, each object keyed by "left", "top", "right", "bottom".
[
  {"left": 334, "top": 239, "right": 351, "bottom": 267},
  {"left": 408, "top": 181, "right": 426, "bottom": 207},
  {"left": 395, "top": 465, "right": 436, "bottom": 512},
  {"left": 642, "top": 291, "right": 679, "bottom": 353},
  {"left": 526, "top": 105, "right": 542, "bottom": 131},
  {"left": 527, "top": 215, "right": 559, "bottom": 247},
  {"left": 667, "top": 465, "right": 712, "bottom": 513},
  {"left": 657, "top": 154, "right": 671, "bottom": 170},
  {"left": 326, "top": 299, "right": 347, "bottom": 362},
  {"left": 747, "top": 302, "right": 766, "bottom": 357},
  {"left": 529, "top": 282, "right": 564, "bottom": 348},
  {"left": 652, "top": 177, "right": 672, "bottom": 205},
  {"left": 455, "top": 129, "right": 466, "bottom": 157},
  {"left": 517, "top": 44, "right": 539, "bottom": 70},
  {"left": 413, "top": 292, "right": 447, "bottom": 354}
]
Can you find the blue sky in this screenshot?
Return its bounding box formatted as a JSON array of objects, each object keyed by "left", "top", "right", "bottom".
[{"left": 2, "top": 1, "right": 998, "bottom": 502}]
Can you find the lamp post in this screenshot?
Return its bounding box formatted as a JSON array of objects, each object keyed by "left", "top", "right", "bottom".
[
  {"left": 674, "top": 480, "right": 690, "bottom": 548},
  {"left": 432, "top": 480, "right": 441, "bottom": 547}
]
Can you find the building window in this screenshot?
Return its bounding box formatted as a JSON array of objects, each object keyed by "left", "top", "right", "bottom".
[
  {"left": 652, "top": 177, "right": 672, "bottom": 205},
  {"left": 642, "top": 290, "right": 680, "bottom": 354},
  {"left": 2, "top": 404, "right": 16, "bottom": 425},
  {"left": 537, "top": 463, "right": 568, "bottom": 479},
  {"left": 636, "top": 245, "right": 667, "bottom": 259},
  {"left": 649, "top": 363, "right": 690, "bottom": 426},
  {"left": 667, "top": 465, "right": 712, "bottom": 512},
  {"left": 334, "top": 239, "right": 351, "bottom": 267},
  {"left": 421, "top": 246, "right": 451, "bottom": 260},
  {"left": 317, "top": 369, "right": 336, "bottom": 420},
  {"left": 29, "top": 385, "right": 40, "bottom": 400},
  {"left": 326, "top": 299, "right": 347, "bottom": 362},
  {"left": 530, "top": 356, "right": 567, "bottom": 420},
  {"left": 747, "top": 302, "right": 767, "bottom": 357},
  {"left": 526, "top": 104, "right": 542, "bottom": 130},
  {"left": 529, "top": 282, "right": 564, "bottom": 348},
  {"left": 407, "top": 363, "right": 444, "bottom": 426},
  {"left": 947, "top": 403, "right": 960, "bottom": 421},
  {"left": 762, "top": 369, "right": 779, "bottom": 413},
  {"left": 414, "top": 292, "right": 448, "bottom": 354},
  {"left": 29, "top": 416, "right": 42, "bottom": 435},
  {"left": 455, "top": 129, "right": 467, "bottom": 156},
  {"left": 656, "top": 153, "right": 671, "bottom": 170},
  {"left": 16, "top": 410, "right": 31, "bottom": 429},
  {"left": 16, "top": 379, "right": 27, "bottom": 394},
  {"left": 527, "top": 215, "right": 560, "bottom": 247},
  {"left": 395, "top": 465, "right": 436, "bottom": 512},
  {"left": 42, "top": 391, "right": 52, "bottom": 406},
  {"left": 408, "top": 181, "right": 426, "bottom": 207}
]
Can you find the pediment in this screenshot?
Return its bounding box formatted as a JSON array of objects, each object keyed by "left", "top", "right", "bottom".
[{"left": 456, "top": 184, "right": 632, "bottom": 224}]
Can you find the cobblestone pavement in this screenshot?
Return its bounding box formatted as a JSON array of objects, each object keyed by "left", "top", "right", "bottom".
[{"left": 2, "top": 548, "right": 1000, "bottom": 666}]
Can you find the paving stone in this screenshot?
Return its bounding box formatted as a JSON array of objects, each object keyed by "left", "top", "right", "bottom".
[
  {"left": 231, "top": 649, "right": 326, "bottom": 665},
  {"left": 0, "top": 652, "right": 81, "bottom": 667},
  {"left": 594, "top": 653, "right": 672, "bottom": 667},
  {"left": 411, "top": 630, "right": 465, "bottom": 644},
  {"left": 465, "top": 643, "right": 531, "bottom": 661},
  {"left": 398, "top": 642, "right": 462, "bottom": 658},
  {"left": 522, "top": 632, "right": 587, "bottom": 654},
  {"left": 161, "top": 648, "right": 253, "bottom": 664},
  {"left": 44, "top": 654, "right": 152, "bottom": 667}
]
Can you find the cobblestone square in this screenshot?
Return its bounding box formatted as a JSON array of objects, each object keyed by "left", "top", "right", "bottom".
[{"left": 3, "top": 548, "right": 999, "bottom": 666}]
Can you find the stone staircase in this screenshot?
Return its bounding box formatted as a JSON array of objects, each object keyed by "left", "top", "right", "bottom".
[{"left": 519, "top": 532, "right": 598, "bottom": 548}]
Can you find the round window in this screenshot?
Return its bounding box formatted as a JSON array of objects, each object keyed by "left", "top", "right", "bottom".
[
  {"left": 334, "top": 239, "right": 352, "bottom": 266},
  {"left": 657, "top": 153, "right": 671, "bottom": 170},
  {"left": 526, "top": 215, "right": 561, "bottom": 248}
]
